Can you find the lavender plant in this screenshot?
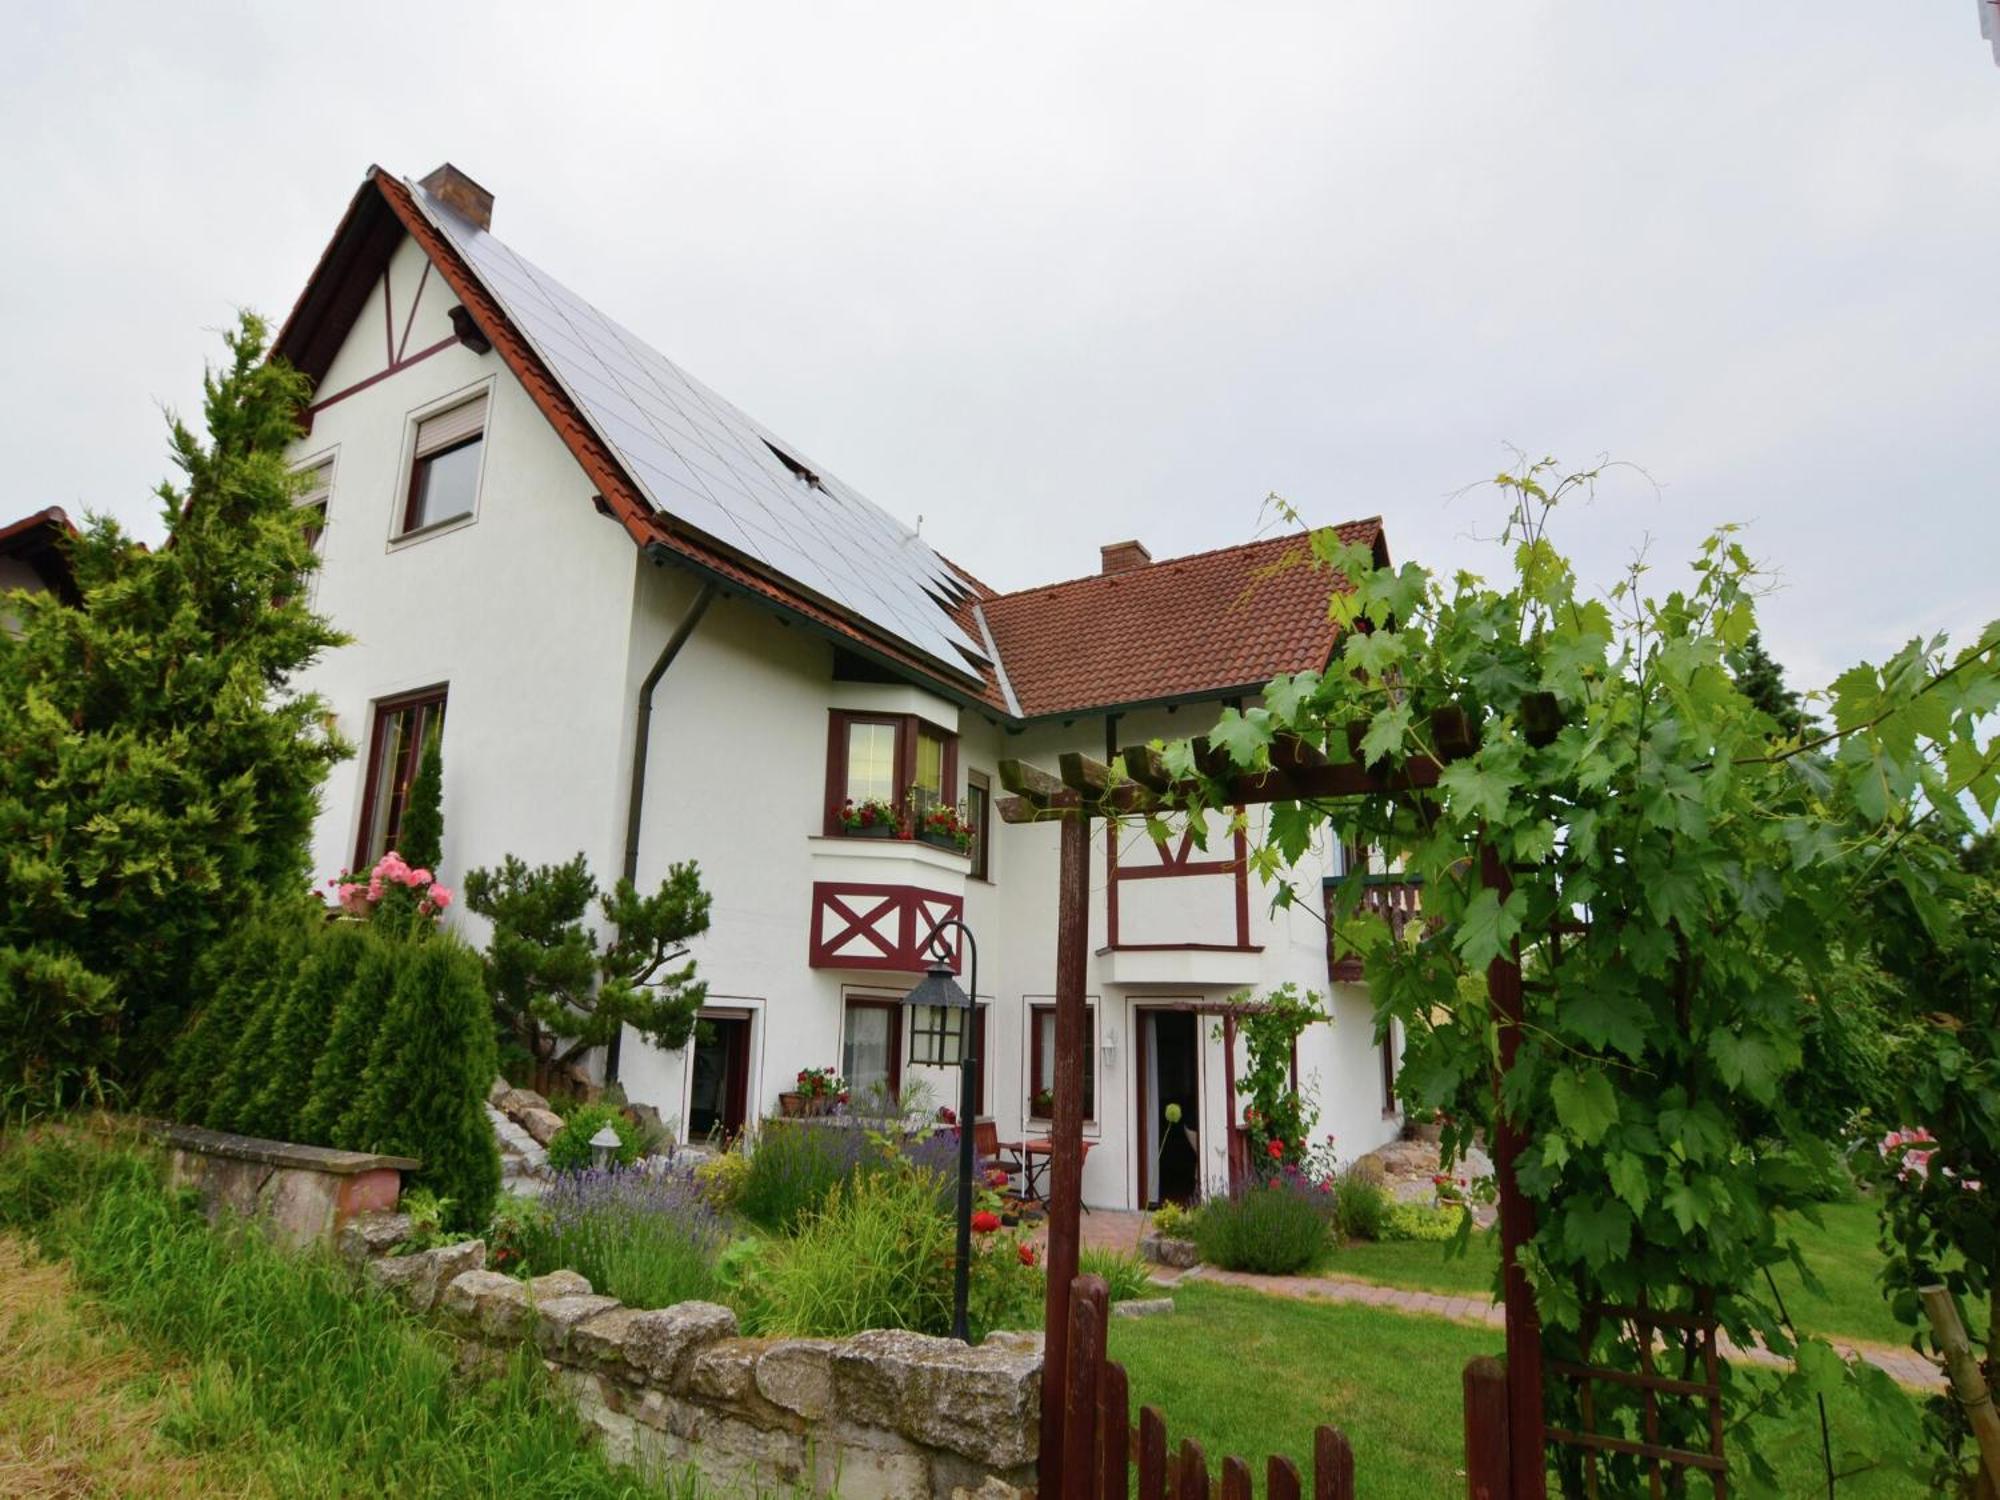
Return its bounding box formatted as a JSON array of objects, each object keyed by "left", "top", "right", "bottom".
[{"left": 524, "top": 1165, "right": 729, "bottom": 1309}]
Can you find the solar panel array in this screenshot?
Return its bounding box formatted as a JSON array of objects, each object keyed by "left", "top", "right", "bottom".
[{"left": 411, "top": 181, "right": 988, "bottom": 676}]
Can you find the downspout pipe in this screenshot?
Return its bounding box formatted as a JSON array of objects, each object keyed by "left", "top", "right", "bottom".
[{"left": 605, "top": 575, "right": 718, "bottom": 1083}]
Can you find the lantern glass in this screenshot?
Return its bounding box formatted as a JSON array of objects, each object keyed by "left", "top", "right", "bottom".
[{"left": 910, "top": 1002, "right": 967, "bottom": 1065}]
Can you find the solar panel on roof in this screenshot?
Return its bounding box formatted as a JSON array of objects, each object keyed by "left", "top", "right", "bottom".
[{"left": 409, "top": 181, "right": 987, "bottom": 677}]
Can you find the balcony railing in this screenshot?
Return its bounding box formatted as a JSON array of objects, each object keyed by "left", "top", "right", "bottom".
[
  {"left": 1323, "top": 874, "right": 1423, "bottom": 983},
  {"left": 808, "top": 880, "right": 964, "bottom": 973}
]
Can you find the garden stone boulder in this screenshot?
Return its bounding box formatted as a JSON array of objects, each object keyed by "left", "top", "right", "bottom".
[
  {"left": 496, "top": 1086, "right": 552, "bottom": 1118},
  {"left": 338, "top": 1210, "right": 412, "bottom": 1266},
  {"left": 518, "top": 1108, "right": 567, "bottom": 1148},
  {"left": 755, "top": 1338, "right": 838, "bottom": 1419},
  {"left": 833, "top": 1329, "right": 1042, "bottom": 1468},
  {"left": 569, "top": 1304, "right": 650, "bottom": 1365},
  {"left": 535, "top": 1294, "right": 623, "bottom": 1358},
  {"left": 441, "top": 1267, "right": 535, "bottom": 1339},
  {"left": 488, "top": 1077, "right": 512, "bottom": 1106},
  {"left": 530, "top": 1269, "right": 594, "bottom": 1301},
  {"left": 1113, "top": 1297, "right": 1175, "bottom": 1319},
  {"left": 368, "top": 1238, "right": 486, "bottom": 1314},
  {"left": 689, "top": 1337, "right": 764, "bottom": 1406},
  {"left": 623, "top": 1302, "right": 739, "bottom": 1389},
  {"left": 1139, "top": 1233, "right": 1199, "bottom": 1269}
]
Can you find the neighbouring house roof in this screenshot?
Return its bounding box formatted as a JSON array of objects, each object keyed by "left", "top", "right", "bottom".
[
  {"left": 979, "top": 521, "right": 1386, "bottom": 719},
  {"left": 0, "top": 505, "right": 79, "bottom": 605},
  {"left": 274, "top": 167, "right": 1386, "bottom": 725}
]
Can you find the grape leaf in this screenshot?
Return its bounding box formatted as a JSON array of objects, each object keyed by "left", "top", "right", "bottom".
[{"left": 1551, "top": 1068, "right": 1620, "bottom": 1144}]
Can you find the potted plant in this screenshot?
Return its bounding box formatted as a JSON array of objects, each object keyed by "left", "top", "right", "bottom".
[
  {"left": 1030, "top": 1086, "right": 1055, "bottom": 1120},
  {"left": 780, "top": 1066, "right": 847, "bottom": 1117},
  {"left": 840, "top": 798, "right": 902, "bottom": 839},
  {"left": 913, "top": 799, "right": 975, "bottom": 854}
]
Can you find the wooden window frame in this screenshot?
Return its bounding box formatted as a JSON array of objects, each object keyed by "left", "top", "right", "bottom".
[
  {"left": 822, "top": 710, "right": 959, "bottom": 837},
  {"left": 352, "top": 685, "right": 447, "bottom": 870},
  {"left": 966, "top": 770, "right": 992, "bottom": 881},
  {"left": 401, "top": 432, "right": 483, "bottom": 535},
  {"left": 841, "top": 993, "right": 905, "bottom": 1098},
  {"left": 1028, "top": 1001, "right": 1097, "bottom": 1124},
  {"left": 1381, "top": 1016, "right": 1400, "bottom": 1118}
]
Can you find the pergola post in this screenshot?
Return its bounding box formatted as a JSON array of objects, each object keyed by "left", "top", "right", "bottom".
[
  {"left": 1483, "top": 839, "right": 1546, "bottom": 1500},
  {"left": 1038, "top": 809, "right": 1091, "bottom": 1494}
]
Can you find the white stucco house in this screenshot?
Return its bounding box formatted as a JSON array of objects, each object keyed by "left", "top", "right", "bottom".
[{"left": 271, "top": 163, "right": 1412, "bottom": 1210}]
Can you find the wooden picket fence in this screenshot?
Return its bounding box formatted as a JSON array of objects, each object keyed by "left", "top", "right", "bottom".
[{"left": 1056, "top": 1273, "right": 1358, "bottom": 1499}]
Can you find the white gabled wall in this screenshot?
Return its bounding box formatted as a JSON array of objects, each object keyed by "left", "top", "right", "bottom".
[
  {"left": 288, "top": 229, "right": 1405, "bottom": 1213},
  {"left": 290, "top": 232, "right": 640, "bottom": 909}
]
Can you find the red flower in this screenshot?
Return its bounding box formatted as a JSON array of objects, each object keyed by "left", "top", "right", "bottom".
[
  {"left": 1018, "top": 1243, "right": 1037, "bottom": 1267},
  {"left": 1266, "top": 1139, "right": 1285, "bottom": 1160},
  {"left": 971, "top": 1210, "right": 1002, "bottom": 1233}
]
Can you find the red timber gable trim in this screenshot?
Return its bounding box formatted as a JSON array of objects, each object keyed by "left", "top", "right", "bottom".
[{"left": 808, "top": 882, "right": 964, "bottom": 974}]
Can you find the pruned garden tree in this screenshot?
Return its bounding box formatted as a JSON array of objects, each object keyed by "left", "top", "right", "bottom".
[
  {"left": 0, "top": 312, "right": 346, "bottom": 1110},
  {"left": 1146, "top": 459, "right": 1998, "bottom": 1495},
  {"left": 463, "top": 853, "right": 712, "bottom": 1082}
]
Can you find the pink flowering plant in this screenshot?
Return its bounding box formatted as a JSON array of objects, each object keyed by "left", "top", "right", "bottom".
[{"left": 328, "top": 849, "right": 455, "bottom": 925}]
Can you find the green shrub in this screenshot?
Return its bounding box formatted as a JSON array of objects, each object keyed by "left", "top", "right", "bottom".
[
  {"left": 1079, "top": 1247, "right": 1153, "bottom": 1303},
  {"left": 1150, "top": 1201, "right": 1192, "bottom": 1239},
  {"left": 545, "top": 1102, "right": 643, "bottom": 1173},
  {"left": 1333, "top": 1171, "right": 1393, "bottom": 1242},
  {"left": 694, "top": 1148, "right": 750, "bottom": 1210},
  {"left": 205, "top": 906, "right": 321, "bottom": 1133},
  {"left": 342, "top": 935, "right": 501, "bottom": 1231},
  {"left": 1192, "top": 1178, "right": 1332, "bottom": 1275},
  {"left": 1382, "top": 1202, "right": 1461, "bottom": 1243},
  {"left": 486, "top": 1193, "right": 545, "bottom": 1279},
  {"left": 160, "top": 904, "right": 313, "bottom": 1126},
  {"left": 752, "top": 1166, "right": 956, "bottom": 1338},
  {"left": 295, "top": 929, "right": 401, "bottom": 1145},
  {"left": 237, "top": 921, "right": 370, "bottom": 1143},
  {"left": 0, "top": 947, "right": 119, "bottom": 1117}
]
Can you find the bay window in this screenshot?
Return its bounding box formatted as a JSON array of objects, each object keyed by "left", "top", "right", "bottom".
[{"left": 824, "top": 710, "right": 958, "bottom": 835}]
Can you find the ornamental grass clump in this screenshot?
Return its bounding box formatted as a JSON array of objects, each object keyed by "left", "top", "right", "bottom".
[
  {"left": 525, "top": 1166, "right": 728, "bottom": 1309},
  {"left": 1192, "top": 1172, "right": 1333, "bottom": 1275},
  {"left": 750, "top": 1164, "right": 956, "bottom": 1339}
]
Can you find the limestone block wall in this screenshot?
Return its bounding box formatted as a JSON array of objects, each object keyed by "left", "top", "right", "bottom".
[{"left": 343, "top": 1216, "right": 1041, "bottom": 1499}]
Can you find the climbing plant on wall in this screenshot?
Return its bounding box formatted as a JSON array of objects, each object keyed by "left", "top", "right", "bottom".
[{"left": 1149, "top": 459, "right": 1999, "bottom": 1493}]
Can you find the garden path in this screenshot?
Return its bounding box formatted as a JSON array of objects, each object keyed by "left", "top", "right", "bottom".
[{"left": 1047, "top": 1210, "right": 1945, "bottom": 1390}]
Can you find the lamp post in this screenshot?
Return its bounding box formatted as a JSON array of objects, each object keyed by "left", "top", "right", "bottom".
[
  {"left": 588, "top": 1124, "right": 623, "bottom": 1173},
  {"left": 902, "top": 918, "right": 978, "bottom": 1343}
]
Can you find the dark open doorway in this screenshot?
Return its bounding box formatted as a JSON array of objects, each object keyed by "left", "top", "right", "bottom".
[
  {"left": 1138, "top": 1008, "right": 1202, "bottom": 1208},
  {"left": 687, "top": 1014, "right": 750, "bottom": 1144}
]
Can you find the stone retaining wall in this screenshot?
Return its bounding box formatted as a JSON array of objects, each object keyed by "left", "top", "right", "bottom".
[{"left": 342, "top": 1215, "right": 1040, "bottom": 1499}]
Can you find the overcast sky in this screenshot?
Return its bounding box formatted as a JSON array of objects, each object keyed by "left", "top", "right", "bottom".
[{"left": 4, "top": 3, "right": 1996, "bottom": 693}]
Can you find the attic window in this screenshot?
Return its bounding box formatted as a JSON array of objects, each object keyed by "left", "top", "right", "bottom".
[{"left": 763, "top": 440, "right": 821, "bottom": 490}]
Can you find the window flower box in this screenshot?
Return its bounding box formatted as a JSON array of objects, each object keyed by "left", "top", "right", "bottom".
[{"left": 839, "top": 798, "right": 902, "bottom": 839}]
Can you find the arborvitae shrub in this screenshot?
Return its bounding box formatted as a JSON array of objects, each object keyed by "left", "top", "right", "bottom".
[
  {"left": 162, "top": 906, "right": 313, "bottom": 1128},
  {"left": 237, "top": 921, "right": 368, "bottom": 1143},
  {"left": 398, "top": 727, "right": 444, "bottom": 874},
  {"left": 207, "top": 909, "right": 319, "bottom": 1133},
  {"left": 296, "top": 929, "right": 400, "bottom": 1147},
  {"left": 346, "top": 934, "right": 500, "bottom": 1231}
]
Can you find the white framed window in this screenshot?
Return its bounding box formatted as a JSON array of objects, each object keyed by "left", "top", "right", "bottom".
[{"left": 398, "top": 390, "right": 488, "bottom": 537}]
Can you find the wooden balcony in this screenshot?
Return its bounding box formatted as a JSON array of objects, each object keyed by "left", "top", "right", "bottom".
[
  {"left": 808, "top": 880, "right": 963, "bottom": 973},
  {"left": 1324, "top": 875, "right": 1422, "bottom": 983}
]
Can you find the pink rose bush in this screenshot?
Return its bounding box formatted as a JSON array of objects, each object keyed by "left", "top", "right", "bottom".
[{"left": 328, "top": 850, "right": 455, "bottom": 922}]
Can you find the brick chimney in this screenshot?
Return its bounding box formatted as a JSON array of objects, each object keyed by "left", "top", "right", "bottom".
[
  {"left": 1100, "top": 539, "right": 1152, "bottom": 575},
  {"left": 418, "top": 164, "right": 494, "bottom": 230}
]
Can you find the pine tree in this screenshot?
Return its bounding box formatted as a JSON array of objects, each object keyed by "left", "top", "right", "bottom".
[
  {"left": 295, "top": 930, "right": 400, "bottom": 1147},
  {"left": 1728, "top": 630, "right": 1812, "bottom": 739},
  {"left": 398, "top": 726, "right": 444, "bottom": 874},
  {"left": 345, "top": 935, "right": 501, "bottom": 1230},
  {"left": 0, "top": 313, "right": 349, "bottom": 1107},
  {"left": 237, "top": 921, "right": 369, "bottom": 1143}
]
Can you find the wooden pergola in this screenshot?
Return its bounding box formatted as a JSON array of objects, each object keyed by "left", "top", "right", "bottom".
[{"left": 996, "top": 732, "right": 1550, "bottom": 1500}]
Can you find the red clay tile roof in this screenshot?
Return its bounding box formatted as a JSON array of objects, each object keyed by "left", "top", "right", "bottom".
[{"left": 978, "top": 520, "right": 1385, "bottom": 719}]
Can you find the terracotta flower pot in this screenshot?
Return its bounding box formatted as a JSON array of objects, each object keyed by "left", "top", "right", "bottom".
[{"left": 778, "top": 1091, "right": 805, "bottom": 1117}]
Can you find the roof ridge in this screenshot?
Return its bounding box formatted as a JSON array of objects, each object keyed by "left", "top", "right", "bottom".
[{"left": 984, "top": 517, "right": 1382, "bottom": 603}]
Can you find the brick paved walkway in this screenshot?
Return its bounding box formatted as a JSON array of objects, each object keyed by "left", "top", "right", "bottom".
[{"left": 1054, "top": 1209, "right": 1943, "bottom": 1389}]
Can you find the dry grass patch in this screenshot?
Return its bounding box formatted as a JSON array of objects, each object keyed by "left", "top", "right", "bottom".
[{"left": 0, "top": 1236, "right": 269, "bottom": 1499}]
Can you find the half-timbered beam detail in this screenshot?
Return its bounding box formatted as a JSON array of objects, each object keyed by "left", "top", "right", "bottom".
[
  {"left": 1057, "top": 751, "right": 1114, "bottom": 797},
  {"left": 1119, "top": 743, "right": 1172, "bottom": 793}
]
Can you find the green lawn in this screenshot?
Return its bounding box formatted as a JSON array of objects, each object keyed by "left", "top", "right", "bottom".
[
  {"left": 1108, "top": 1281, "right": 1930, "bottom": 1499},
  {"left": 1321, "top": 1198, "right": 1916, "bottom": 1351}
]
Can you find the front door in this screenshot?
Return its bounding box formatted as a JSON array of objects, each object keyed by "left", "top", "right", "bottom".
[
  {"left": 1138, "top": 1008, "right": 1202, "bottom": 1208},
  {"left": 688, "top": 1016, "right": 750, "bottom": 1144}
]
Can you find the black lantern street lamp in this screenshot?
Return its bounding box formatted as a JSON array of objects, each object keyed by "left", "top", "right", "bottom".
[{"left": 902, "top": 918, "right": 978, "bottom": 1343}]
